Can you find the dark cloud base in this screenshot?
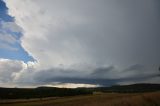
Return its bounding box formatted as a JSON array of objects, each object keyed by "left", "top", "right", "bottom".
[{"left": 32, "top": 65, "right": 160, "bottom": 86}]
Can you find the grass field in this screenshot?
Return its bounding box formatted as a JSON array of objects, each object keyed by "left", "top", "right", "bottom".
[{"left": 0, "top": 92, "right": 160, "bottom": 106}]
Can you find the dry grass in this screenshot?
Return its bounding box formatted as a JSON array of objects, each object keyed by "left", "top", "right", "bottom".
[{"left": 0, "top": 92, "right": 160, "bottom": 106}]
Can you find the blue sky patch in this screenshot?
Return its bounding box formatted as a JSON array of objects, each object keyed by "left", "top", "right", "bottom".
[{"left": 0, "top": 0, "right": 34, "bottom": 62}]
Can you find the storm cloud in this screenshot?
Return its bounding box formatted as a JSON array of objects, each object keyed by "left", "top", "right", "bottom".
[{"left": 1, "top": 0, "right": 160, "bottom": 87}]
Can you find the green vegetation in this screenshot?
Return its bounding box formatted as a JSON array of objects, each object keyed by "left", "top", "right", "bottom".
[
  {"left": 0, "top": 83, "right": 159, "bottom": 100},
  {"left": 0, "top": 87, "right": 92, "bottom": 99}
]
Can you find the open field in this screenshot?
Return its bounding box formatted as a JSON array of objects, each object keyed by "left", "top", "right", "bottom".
[{"left": 0, "top": 92, "right": 160, "bottom": 106}]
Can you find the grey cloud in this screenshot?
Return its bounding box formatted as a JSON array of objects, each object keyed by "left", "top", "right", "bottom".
[
  {"left": 5, "top": 0, "right": 160, "bottom": 68},
  {"left": 0, "top": 59, "right": 24, "bottom": 82},
  {"left": 91, "top": 66, "right": 115, "bottom": 78},
  {"left": 30, "top": 65, "right": 160, "bottom": 86},
  {"left": 31, "top": 68, "right": 119, "bottom": 86},
  {"left": 123, "top": 64, "right": 144, "bottom": 72},
  {"left": 3, "top": 0, "right": 160, "bottom": 87},
  {"left": 0, "top": 59, "right": 159, "bottom": 87}
]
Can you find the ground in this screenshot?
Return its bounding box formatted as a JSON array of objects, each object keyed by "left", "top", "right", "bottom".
[{"left": 0, "top": 92, "right": 160, "bottom": 106}]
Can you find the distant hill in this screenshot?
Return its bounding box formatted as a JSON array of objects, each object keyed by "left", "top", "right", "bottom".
[
  {"left": 93, "top": 83, "right": 160, "bottom": 93},
  {"left": 0, "top": 83, "right": 159, "bottom": 99}
]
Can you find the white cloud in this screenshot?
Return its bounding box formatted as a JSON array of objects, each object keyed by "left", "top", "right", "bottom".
[
  {"left": 0, "top": 32, "right": 18, "bottom": 51},
  {"left": 1, "top": 21, "right": 22, "bottom": 33},
  {"left": 0, "top": 59, "right": 25, "bottom": 82},
  {"left": 0, "top": 33, "right": 17, "bottom": 44},
  {"left": 5, "top": 0, "right": 160, "bottom": 70},
  {"left": 0, "top": 59, "right": 41, "bottom": 87},
  {"left": 1, "top": 0, "right": 160, "bottom": 87},
  {"left": 0, "top": 21, "right": 22, "bottom": 51},
  {"left": 0, "top": 42, "right": 18, "bottom": 51},
  {"left": 4, "top": 0, "right": 124, "bottom": 69},
  {"left": 44, "top": 83, "right": 99, "bottom": 88},
  {"left": 0, "top": 58, "right": 100, "bottom": 87},
  {"left": 0, "top": 58, "right": 159, "bottom": 87}
]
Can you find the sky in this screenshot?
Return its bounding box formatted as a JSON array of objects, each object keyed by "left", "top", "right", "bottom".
[{"left": 0, "top": 0, "right": 160, "bottom": 88}]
